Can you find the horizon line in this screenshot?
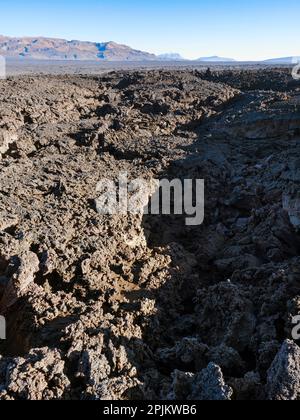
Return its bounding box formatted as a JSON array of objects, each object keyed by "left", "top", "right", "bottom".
[{"left": 0, "top": 34, "right": 299, "bottom": 62}]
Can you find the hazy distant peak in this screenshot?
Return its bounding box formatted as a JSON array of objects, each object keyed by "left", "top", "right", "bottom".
[
  {"left": 158, "top": 53, "right": 186, "bottom": 61},
  {"left": 197, "top": 56, "right": 236, "bottom": 62},
  {"left": 263, "top": 56, "right": 300, "bottom": 64}
]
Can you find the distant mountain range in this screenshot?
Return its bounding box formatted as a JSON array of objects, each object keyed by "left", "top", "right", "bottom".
[
  {"left": 0, "top": 36, "right": 298, "bottom": 63},
  {"left": 263, "top": 56, "right": 300, "bottom": 64},
  {"left": 0, "top": 35, "right": 157, "bottom": 61}
]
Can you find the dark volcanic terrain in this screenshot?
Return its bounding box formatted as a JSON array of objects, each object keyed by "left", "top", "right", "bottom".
[{"left": 0, "top": 68, "right": 300, "bottom": 400}]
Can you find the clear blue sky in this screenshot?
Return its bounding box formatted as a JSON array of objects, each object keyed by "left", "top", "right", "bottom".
[{"left": 0, "top": 0, "right": 299, "bottom": 60}]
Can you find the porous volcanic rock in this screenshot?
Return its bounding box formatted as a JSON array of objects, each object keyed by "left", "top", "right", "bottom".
[{"left": 0, "top": 68, "right": 299, "bottom": 400}]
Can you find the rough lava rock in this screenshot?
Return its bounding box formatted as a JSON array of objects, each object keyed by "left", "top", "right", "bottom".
[
  {"left": 189, "top": 363, "right": 233, "bottom": 401},
  {"left": 0, "top": 69, "right": 299, "bottom": 400},
  {"left": 267, "top": 340, "right": 300, "bottom": 400}
]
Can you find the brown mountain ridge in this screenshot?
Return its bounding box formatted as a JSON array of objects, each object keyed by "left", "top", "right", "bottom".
[{"left": 0, "top": 35, "right": 157, "bottom": 61}]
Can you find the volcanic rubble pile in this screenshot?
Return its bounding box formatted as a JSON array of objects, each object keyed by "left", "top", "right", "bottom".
[{"left": 0, "top": 69, "right": 300, "bottom": 400}]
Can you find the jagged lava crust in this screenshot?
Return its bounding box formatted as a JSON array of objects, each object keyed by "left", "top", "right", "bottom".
[{"left": 0, "top": 69, "right": 300, "bottom": 400}]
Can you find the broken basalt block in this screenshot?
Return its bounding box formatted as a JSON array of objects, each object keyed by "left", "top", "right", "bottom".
[
  {"left": 189, "top": 363, "right": 233, "bottom": 401},
  {"left": 0, "top": 130, "right": 18, "bottom": 158},
  {"left": 0, "top": 251, "right": 40, "bottom": 313},
  {"left": 0, "top": 348, "right": 70, "bottom": 400},
  {"left": 267, "top": 340, "right": 300, "bottom": 400}
]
